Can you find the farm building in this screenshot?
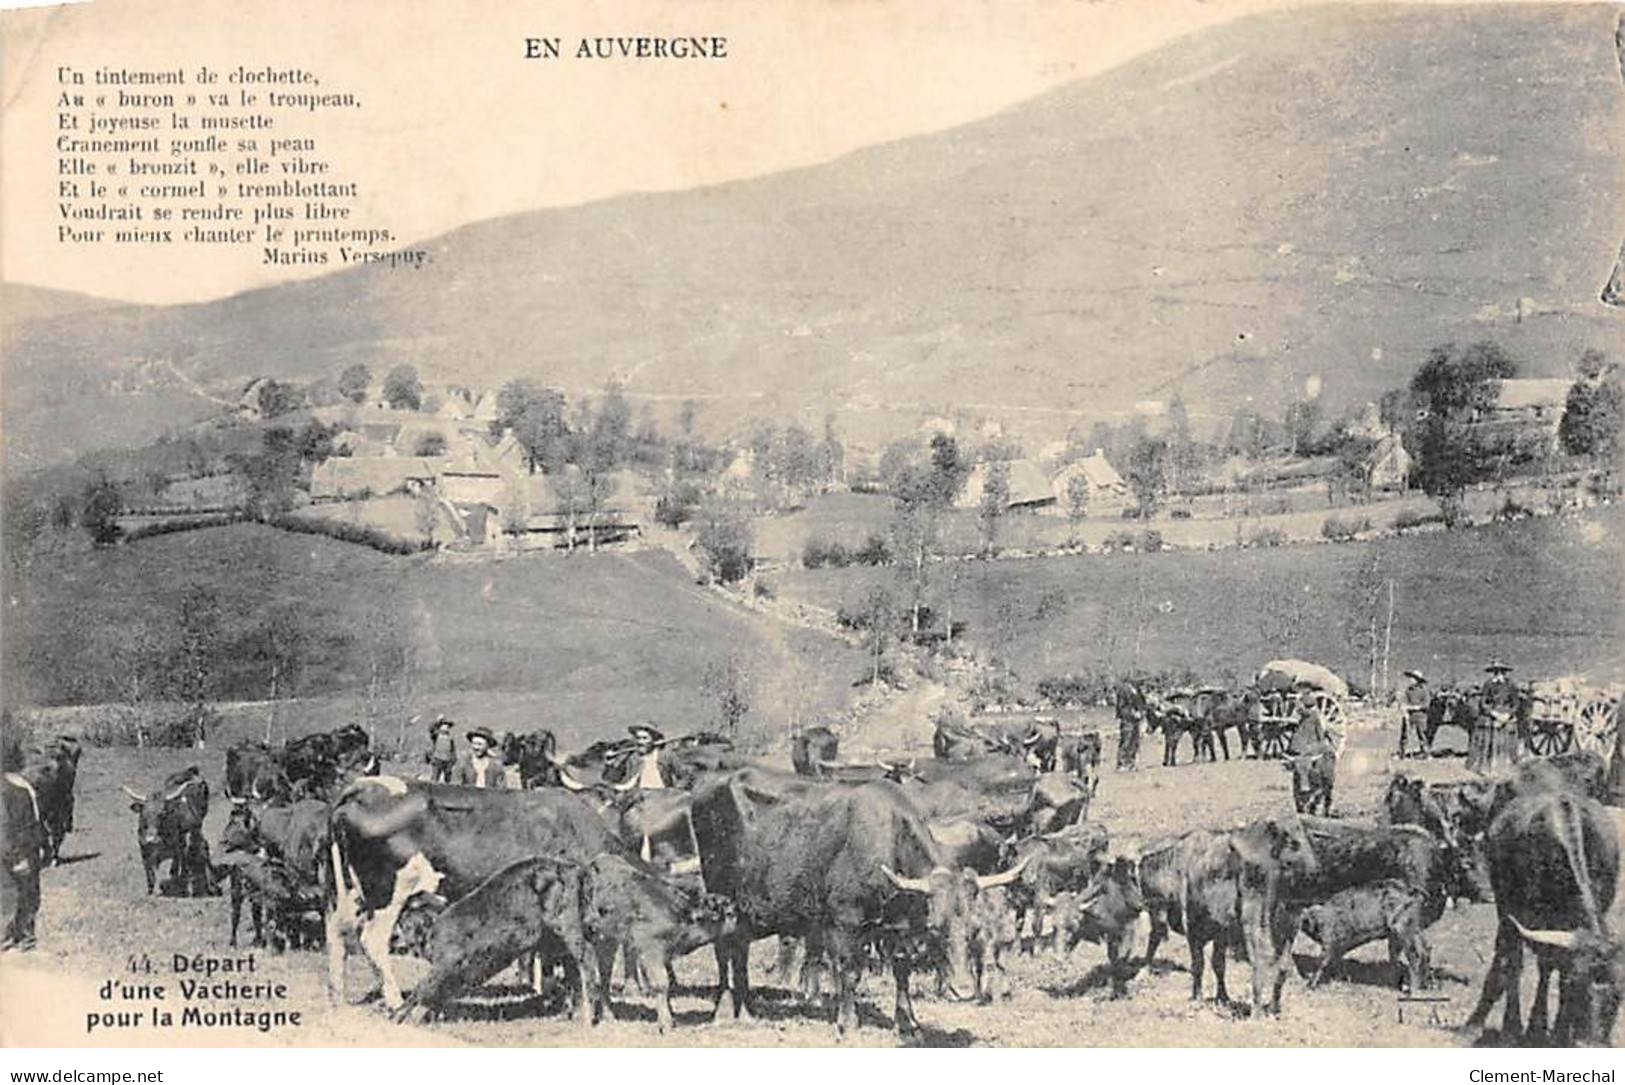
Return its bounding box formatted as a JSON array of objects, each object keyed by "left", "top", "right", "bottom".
[
  {"left": 1365, "top": 432, "right": 1413, "bottom": 490},
  {"left": 309, "top": 456, "right": 441, "bottom": 499},
  {"left": 436, "top": 457, "right": 511, "bottom": 506},
  {"left": 956, "top": 459, "right": 1056, "bottom": 512},
  {"left": 1048, "top": 450, "right": 1130, "bottom": 513}
]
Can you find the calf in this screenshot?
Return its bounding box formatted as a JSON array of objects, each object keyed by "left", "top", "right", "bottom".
[
  {"left": 1058, "top": 732, "right": 1102, "bottom": 797},
  {"left": 582, "top": 854, "right": 738, "bottom": 1031},
  {"left": 229, "top": 854, "right": 323, "bottom": 951},
  {"left": 1045, "top": 856, "right": 1144, "bottom": 998},
  {"left": 966, "top": 885, "right": 1020, "bottom": 1002},
  {"left": 1297, "top": 880, "right": 1430, "bottom": 992},
  {"left": 1287, "top": 748, "right": 1335, "bottom": 816},
  {"left": 1008, "top": 822, "right": 1109, "bottom": 951},
  {"left": 122, "top": 767, "right": 216, "bottom": 897},
  {"left": 398, "top": 855, "right": 597, "bottom": 1024}
]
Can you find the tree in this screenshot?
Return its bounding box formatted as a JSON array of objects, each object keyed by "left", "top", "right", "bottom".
[
  {"left": 233, "top": 427, "right": 303, "bottom": 519},
  {"left": 857, "top": 583, "right": 895, "bottom": 686},
  {"left": 1558, "top": 356, "right": 1622, "bottom": 469},
  {"left": 413, "top": 432, "right": 448, "bottom": 457},
  {"left": 256, "top": 379, "right": 301, "bottom": 419},
  {"left": 338, "top": 363, "right": 371, "bottom": 404},
  {"left": 174, "top": 585, "right": 221, "bottom": 747},
  {"left": 1065, "top": 472, "right": 1090, "bottom": 543},
  {"left": 382, "top": 365, "right": 423, "bottom": 411},
  {"left": 978, "top": 460, "right": 1010, "bottom": 555},
  {"left": 1283, "top": 399, "right": 1324, "bottom": 456},
  {"left": 1404, "top": 341, "right": 1520, "bottom": 523},
  {"left": 818, "top": 413, "right": 844, "bottom": 486},
  {"left": 695, "top": 498, "right": 753, "bottom": 583},
  {"left": 81, "top": 477, "right": 124, "bottom": 547},
  {"left": 702, "top": 654, "right": 753, "bottom": 738},
  {"left": 512, "top": 388, "right": 569, "bottom": 474},
  {"left": 1126, "top": 436, "right": 1168, "bottom": 518},
  {"left": 298, "top": 419, "right": 336, "bottom": 464},
  {"left": 414, "top": 488, "right": 444, "bottom": 547}
]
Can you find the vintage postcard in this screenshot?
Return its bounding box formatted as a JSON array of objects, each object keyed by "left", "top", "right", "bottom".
[{"left": 2, "top": 0, "right": 1622, "bottom": 1054}]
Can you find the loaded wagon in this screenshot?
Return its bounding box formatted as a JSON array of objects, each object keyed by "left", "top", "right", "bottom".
[
  {"left": 1252, "top": 659, "right": 1350, "bottom": 758},
  {"left": 1522, "top": 679, "right": 1622, "bottom": 757}
]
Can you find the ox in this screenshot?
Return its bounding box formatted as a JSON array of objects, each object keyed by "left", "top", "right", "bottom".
[
  {"left": 791, "top": 726, "right": 841, "bottom": 778},
  {"left": 688, "top": 767, "right": 1026, "bottom": 1037},
  {"left": 224, "top": 740, "right": 291, "bottom": 802},
  {"left": 1464, "top": 791, "right": 1622, "bottom": 1046},
  {"left": 323, "top": 777, "right": 627, "bottom": 1012},
  {"left": 122, "top": 767, "right": 216, "bottom": 897},
  {"left": 1136, "top": 829, "right": 1243, "bottom": 1002},
  {"left": 502, "top": 729, "right": 561, "bottom": 789}
]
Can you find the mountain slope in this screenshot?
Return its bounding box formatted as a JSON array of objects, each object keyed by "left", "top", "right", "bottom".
[{"left": 5, "top": 3, "right": 1622, "bottom": 465}]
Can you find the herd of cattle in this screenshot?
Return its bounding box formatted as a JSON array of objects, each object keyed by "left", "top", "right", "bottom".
[{"left": 2, "top": 703, "right": 1622, "bottom": 1047}]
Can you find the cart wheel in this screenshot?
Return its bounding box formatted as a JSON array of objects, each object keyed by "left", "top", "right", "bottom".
[
  {"left": 1575, "top": 698, "right": 1618, "bottom": 756},
  {"left": 1311, "top": 693, "right": 1345, "bottom": 730},
  {"left": 1526, "top": 725, "right": 1560, "bottom": 757}
]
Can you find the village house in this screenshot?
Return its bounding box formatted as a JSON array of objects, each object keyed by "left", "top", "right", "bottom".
[
  {"left": 955, "top": 458, "right": 1056, "bottom": 512},
  {"left": 1047, "top": 449, "right": 1131, "bottom": 514}
]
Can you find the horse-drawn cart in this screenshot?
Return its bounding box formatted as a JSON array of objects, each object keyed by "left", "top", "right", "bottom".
[
  {"left": 1523, "top": 679, "right": 1621, "bottom": 757},
  {"left": 1253, "top": 660, "right": 1350, "bottom": 758}
]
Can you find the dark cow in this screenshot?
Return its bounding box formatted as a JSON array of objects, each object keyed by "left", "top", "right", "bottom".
[
  {"left": 1229, "top": 815, "right": 1449, "bottom": 1015},
  {"left": 324, "top": 776, "right": 628, "bottom": 1011},
  {"left": 397, "top": 855, "right": 597, "bottom": 1024},
  {"left": 228, "top": 853, "right": 324, "bottom": 951},
  {"left": 225, "top": 740, "right": 291, "bottom": 802},
  {"left": 688, "top": 766, "right": 1027, "bottom": 1036},
  {"left": 1286, "top": 747, "right": 1336, "bottom": 816},
  {"left": 1136, "top": 829, "right": 1243, "bottom": 1002},
  {"left": 1058, "top": 732, "right": 1103, "bottom": 797},
  {"left": 897, "top": 754, "right": 1064, "bottom": 837},
  {"left": 122, "top": 766, "right": 217, "bottom": 897},
  {"left": 1007, "top": 822, "right": 1110, "bottom": 949},
  {"left": 1297, "top": 880, "right": 1430, "bottom": 991},
  {"left": 17, "top": 735, "right": 81, "bottom": 865},
  {"left": 1046, "top": 854, "right": 1145, "bottom": 998},
  {"left": 1021, "top": 718, "right": 1061, "bottom": 773},
  {"left": 791, "top": 726, "right": 841, "bottom": 778},
  {"left": 503, "top": 729, "right": 561, "bottom": 789},
  {"left": 222, "top": 798, "right": 329, "bottom": 882},
  {"left": 2, "top": 754, "right": 45, "bottom": 950},
  {"left": 927, "top": 818, "right": 1006, "bottom": 875},
  {"left": 1464, "top": 791, "right": 1623, "bottom": 1046},
  {"left": 592, "top": 787, "right": 700, "bottom": 866},
  {"left": 582, "top": 853, "right": 739, "bottom": 1031},
  {"left": 282, "top": 724, "right": 375, "bottom": 800}
]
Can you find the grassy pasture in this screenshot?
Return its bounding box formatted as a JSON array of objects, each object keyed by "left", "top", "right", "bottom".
[{"left": 774, "top": 505, "right": 1625, "bottom": 690}]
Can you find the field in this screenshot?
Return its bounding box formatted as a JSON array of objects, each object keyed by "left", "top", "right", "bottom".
[
  {"left": 772, "top": 505, "right": 1625, "bottom": 690},
  {"left": 8, "top": 725, "right": 1623, "bottom": 1048}
]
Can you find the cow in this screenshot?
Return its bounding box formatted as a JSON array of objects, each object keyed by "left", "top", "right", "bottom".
[
  {"left": 582, "top": 853, "right": 739, "bottom": 1031},
  {"left": 122, "top": 766, "right": 217, "bottom": 897},
  {"left": 1297, "top": 880, "right": 1431, "bottom": 992},
  {"left": 221, "top": 798, "right": 329, "bottom": 882},
  {"left": 965, "top": 885, "right": 1020, "bottom": 1002},
  {"left": 1464, "top": 790, "right": 1623, "bottom": 1046},
  {"left": 932, "top": 715, "right": 1002, "bottom": 762},
  {"left": 791, "top": 726, "right": 841, "bottom": 778},
  {"left": 927, "top": 818, "right": 1006, "bottom": 875},
  {"left": 1058, "top": 732, "right": 1102, "bottom": 797},
  {"left": 1135, "top": 829, "right": 1244, "bottom": 1002},
  {"left": 502, "top": 729, "right": 561, "bottom": 789},
  {"left": 281, "top": 724, "right": 376, "bottom": 800},
  {"left": 1, "top": 756, "right": 45, "bottom": 950},
  {"left": 1045, "top": 855, "right": 1145, "bottom": 998},
  {"left": 16, "top": 735, "right": 81, "bottom": 865},
  {"left": 396, "top": 855, "right": 597, "bottom": 1024},
  {"left": 1006, "top": 822, "right": 1110, "bottom": 951},
  {"left": 895, "top": 754, "right": 1049, "bottom": 836},
  {"left": 1229, "top": 815, "right": 1449, "bottom": 1016},
  {"left": 1021, "top": 718, "right": 1061, "bottom": 773},
  {"left": 228, "top": 853, "right": 324, "bottom": 951},
  {"left": 323, "top": 777, "right": 628, "bottom": 1012},
  {"left": 224, "top": 740, "right": 291, "bottom": 802},
  {"left": 688, "top": 766, "right": 1027, "bottom": 1036},
  {"left": 1286, "top": 747, "right": 1336, "bottom": 816},
  {"left": 592, "top": 787, "right": 700, "bottom": 866}
]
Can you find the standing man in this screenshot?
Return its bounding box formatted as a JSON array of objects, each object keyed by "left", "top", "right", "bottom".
[
  {"left": 1, "top": 733, "right": 43, "bottom": 951},
  {"left": 614, "top": 724, "right": 668, "bottom": 792},
  {"left": 425, "top": 717, "right": 456, "bottom": 783},
  {"left": 1114, "top": 680, "right": 1145, "bottom": 772},
  {"left": 1399, "top": 670, "right": 1431, "bottom": 759},
  {"left": 453, "top": 726, "right": 508, "bottom": 789}
]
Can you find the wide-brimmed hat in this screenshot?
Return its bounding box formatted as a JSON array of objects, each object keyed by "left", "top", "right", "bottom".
[
  {"left": 433, "top": 717, "right": 455, "bottom": 733},
  {"left": 628, "top": 724, "right": 666, "bottom": 744},
  {"left": 1484, "top": 660, "right": 1512, "bottom": 675},
  {"left": 466, "top": 726, "right": 497, "bottom": 745},
  {"left": 1403, "top": 670, "right": 1426, "bottom": 683}
]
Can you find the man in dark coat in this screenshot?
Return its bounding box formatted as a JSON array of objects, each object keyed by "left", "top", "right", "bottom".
[
  {"left": 453, "top": 727, "right": 508, "bottom": 790},
  {"left": 2, "top": 736, "right": 44, "bottom": 950},
  {"left": 1399, "top": 670, "right": 1430, "bottom": 759},
  {"left": 1114, "top": 681, "right": 1145, "bottom": 772},
  {"left": 425, "top": 718, "right": 456, "bottom": 784},
  {"left": 1468, "top": 660, "right": 1521, "bottom": 773}
]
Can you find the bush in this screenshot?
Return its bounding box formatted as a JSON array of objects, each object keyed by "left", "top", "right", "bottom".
[
  {"left": 753, "top": 579, "right": 775, "bottom": 600},
  {"left": 123, "top": 513, "right": 241, "bottom": 542},
  {"left": 802, "top": 538, "right": 851, "bottom": 569},
  {"left": 1393, "top": 508, "right": 1444, "bottom": 531},
  {"left": 1120, "top": 507, "right": 1140, "bottom": 520},
  {"left": 697, "top": 504, "right": 754, "bottom": 584},
  {"left": 853, "top": 532, "right": 892, "bottom": 566},
  {"left": 1494, "top": 495, "right": 1532, "bottom": 523},
  {"left": 1035, "top": 672, "right": 1112, "bottom": 707},
  {"left": 1139, "top": 529, "right": 1164, "bottom": 553},
  {"left": 1170, "top": 507, "right": 1193, "bottom": 520},
  {"left": 1247, "top": 527, "right": 1287, "bottom": 548},
  {"left": 1320, "top": 515, "right": 1371, "bottom": 542}
]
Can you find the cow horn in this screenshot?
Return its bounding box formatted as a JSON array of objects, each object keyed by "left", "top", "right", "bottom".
[
  {"left": 558, "top": 767, "right": 587, "bottom": 791},
  {"left": 880, "top": 865, "right": 931, "bottom": 894},
  {"left": 1508, "top": 915, "right": 1579, "bottom": 950},
  {"left": 976, "top": 855, "right": 1031, "bottom": 890},
  {"left": 230, "top": 796, "right": 248, "bottom": 806},
  {"left": 121, "top": 785, "right": 145, "bottom": 802}
]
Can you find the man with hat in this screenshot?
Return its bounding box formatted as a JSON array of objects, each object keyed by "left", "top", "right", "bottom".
[
  {"left": 453, "top": 726, "right": 508, "bottom": 790},
  {"left": 614, "top": 724, "right": 668, "bottom": 792},
  {"left": 424, "top": 717, "right": 456, "bottom": 783},
  {"left": 1398, "top": 670, "right": 1431, "bottom": 759}
]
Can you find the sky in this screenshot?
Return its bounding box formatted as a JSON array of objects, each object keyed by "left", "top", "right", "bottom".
[{"left": 0, "top": 0, "right": 1562, "bottom": 306}]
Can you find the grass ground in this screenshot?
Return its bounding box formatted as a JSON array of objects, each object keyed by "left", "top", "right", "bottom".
[
  {"left": 7, "top": 726, "right": 1620, "bottom": 1048},
  {"left": 772, "top": 505, "right": 1625, "bottom": 690}
]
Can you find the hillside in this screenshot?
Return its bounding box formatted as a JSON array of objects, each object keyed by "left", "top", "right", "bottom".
[
  {"left": 5, "top": 3, "right": 1623, "bottom": 466},
  {"left": 0, "top": 525, "right": 864, "bottom": 741}
]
